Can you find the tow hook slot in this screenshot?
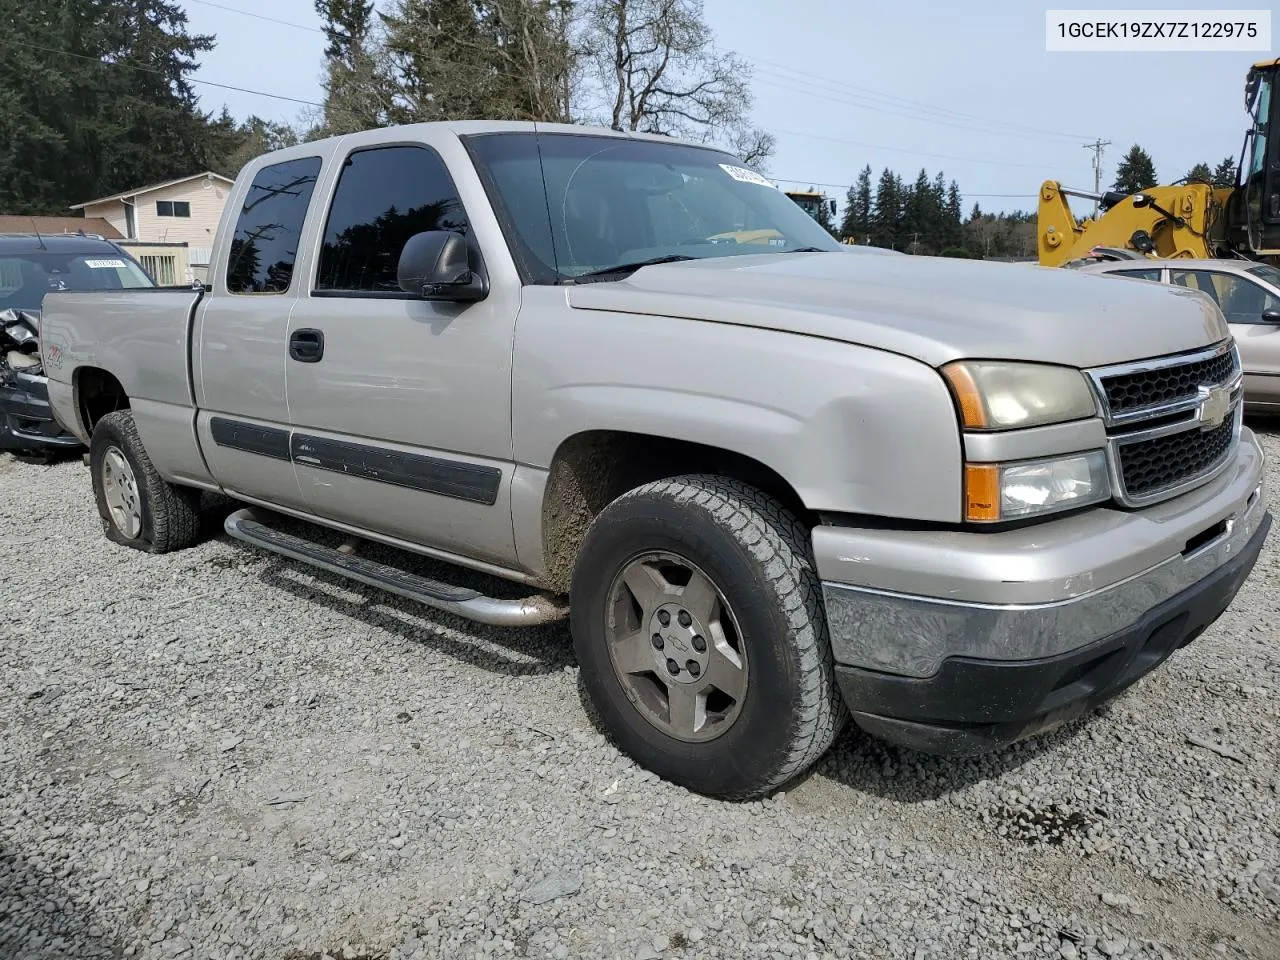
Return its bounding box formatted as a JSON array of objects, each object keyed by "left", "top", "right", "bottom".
[{"left": 1182, "top": 518, "right": 1230, "bottom": 558}]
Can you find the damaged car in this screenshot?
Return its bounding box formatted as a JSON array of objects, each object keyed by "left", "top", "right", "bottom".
[{"left": 0, "top": 233, "right": 157, "bottom": 461}]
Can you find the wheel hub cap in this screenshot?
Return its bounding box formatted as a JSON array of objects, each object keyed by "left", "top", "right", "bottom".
[
  {"left": 605, "top": 551, "right": 748, "bottom": 743},
  {"left": 101, "top": 446, "right": 142, "bottom": 539}
]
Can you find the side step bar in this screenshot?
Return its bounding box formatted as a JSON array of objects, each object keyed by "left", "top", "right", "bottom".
[{"left": 223, "top": 508, "right": 569, "bottom": 627}]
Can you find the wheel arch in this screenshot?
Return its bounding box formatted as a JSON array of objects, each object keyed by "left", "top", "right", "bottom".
[
  {"left": 535, "top": 429, "right": 812, "bottom": 595},
  {"left": 74, "top": 367, "right": 130, "bottom": 438}
]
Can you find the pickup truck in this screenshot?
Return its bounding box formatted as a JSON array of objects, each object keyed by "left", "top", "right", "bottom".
[{"left": 40, "top": 121, "right": 1272, "bottom": 799}]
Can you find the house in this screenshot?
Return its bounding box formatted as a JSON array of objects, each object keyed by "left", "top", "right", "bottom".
[{"left": 70, "top": 171, "right": 234, "bottom": 283}]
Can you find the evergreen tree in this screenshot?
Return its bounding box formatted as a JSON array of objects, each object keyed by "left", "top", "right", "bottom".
[
  {"left": 1112, "top": 144, "right": 1158, "bottom": 193},
  {"left": 1212, "top": 156, "right": 1238, "bottom": 187},
  {"left": 840, "top": 165, "right": 871, "bottom": 241},
  {"left": 1185, "top": 162, "right": 1213, "bottom": 183},
  {"left": 871, "top": 168, "right": 901, "bottom": 249},
  {"left": 0, "top": 0, "right": 227, "bottom": 215}
]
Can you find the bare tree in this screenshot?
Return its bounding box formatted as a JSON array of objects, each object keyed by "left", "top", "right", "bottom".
[{"left": 581, "top": 0, "right": 774, "bottom": 166}]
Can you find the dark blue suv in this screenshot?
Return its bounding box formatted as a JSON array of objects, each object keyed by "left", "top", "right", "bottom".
[{"left": 0, "top": 233, "right": 156, "bottom": 460}]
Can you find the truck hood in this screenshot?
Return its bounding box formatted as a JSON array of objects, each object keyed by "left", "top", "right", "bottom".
[{"left": 565, "top": 251, "right": 1229, "bottom": 368}]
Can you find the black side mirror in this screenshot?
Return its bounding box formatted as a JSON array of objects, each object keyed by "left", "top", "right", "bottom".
[
  {"left": 1131, "top": 194, "right": 1153, "bottom": 209},
  {"left": 1262, "top": 308, "right": 1280, "bottom": 324},
  {"left": 397, "top": 231, "right": 487, "bottom": 301}
]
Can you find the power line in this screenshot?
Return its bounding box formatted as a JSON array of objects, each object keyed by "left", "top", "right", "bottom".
[
  {"left": 184, "top": 0, "right": 325, "bottom": 34},
  {"left": 0, "top": 37, "right": 323, "bottom": 106},
  {"left": 752, "top": 69, "right": 1086, "bottom": 145},
  {"left": 744, "top": 54, "right": 1097, "bottom": 142},
  {"left": 769, "top": 126, "right": 1064, "bottom": 171}
]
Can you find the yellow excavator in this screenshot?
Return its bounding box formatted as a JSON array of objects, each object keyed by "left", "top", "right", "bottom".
[{"left": 1038, "top": 58, "right": 1280, "bottom": 268}]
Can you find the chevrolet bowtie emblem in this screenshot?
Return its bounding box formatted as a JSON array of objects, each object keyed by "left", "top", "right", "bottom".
[{"left": 1196, "top": 384, "right": 1230, "bottom": 430}]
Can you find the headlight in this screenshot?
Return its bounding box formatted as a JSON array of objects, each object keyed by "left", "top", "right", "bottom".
[
  {"left": 964, "top": 451, "right": 1111, "bottom": 522},
  {"left": 942, "top": 361, "right": 1098, "bottom": 430}
]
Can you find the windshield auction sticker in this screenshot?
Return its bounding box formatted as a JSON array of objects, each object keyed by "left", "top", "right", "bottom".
[
  {"left": 82, "top": 259, "right": 128, "bottom": 269},
  {"left": 1046, "top": 9, "right": 1271, "bottom": 51},
  {"left": 719, "top": 164, "right": 779, "bottom": 189}
]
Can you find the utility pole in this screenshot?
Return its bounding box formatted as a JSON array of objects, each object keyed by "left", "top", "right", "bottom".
[{"left": 1082, "top": 138, "right": 1111, "bottom": 218}]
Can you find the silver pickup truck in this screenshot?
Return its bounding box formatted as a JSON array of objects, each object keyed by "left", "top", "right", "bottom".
[{"left": 39, "top": 121, "right": 1272, "bottom": 799}]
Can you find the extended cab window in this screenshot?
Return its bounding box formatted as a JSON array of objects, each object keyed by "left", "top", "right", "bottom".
[
  {"left": 225, "top": 156, "right": 322, "bottom": 295},
  {"left": 315, "top": 145, "right": 469, "bottom": 294},
  {"left": 1111, "top": 268, "right": 1161, "bottom": 282}
]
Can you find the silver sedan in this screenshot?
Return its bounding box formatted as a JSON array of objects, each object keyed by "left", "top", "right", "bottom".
[{"left": 1077, "top": 257, "right": 1280, "bottom": 413}]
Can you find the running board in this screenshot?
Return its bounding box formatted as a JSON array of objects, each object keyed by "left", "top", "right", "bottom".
[{"left": 223, "top": 508, "right": 568, "bottom": 627}]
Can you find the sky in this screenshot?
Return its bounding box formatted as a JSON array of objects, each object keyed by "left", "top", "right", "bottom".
[{"left": 175, "top": 0, "right": 1273, "bottom": 216}]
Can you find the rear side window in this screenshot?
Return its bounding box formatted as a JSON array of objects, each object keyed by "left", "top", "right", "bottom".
[
  {"left": 315, "top": 145, "right": 469, "bottom": 294},
  {"left": 1112, "top": 268, "right": 1161, "bottom": 282},
  {"left": 225, "top": 156, "right": 322, "bottom": 294}
]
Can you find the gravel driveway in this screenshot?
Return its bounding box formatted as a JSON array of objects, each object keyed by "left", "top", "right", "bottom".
[{"left": 2, "top": 424, "right": 1278, "bottom": 960}]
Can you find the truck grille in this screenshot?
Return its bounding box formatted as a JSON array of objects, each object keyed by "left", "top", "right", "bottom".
[
  {"left": 1115, "top": 416, "right": 1236, "bottom": 499},
  {"left": 1100, "top": 350, "right": 1237, "bottom": 417},
  {"left": 1087, "top": 342, "right": 1242, "bottom": 508}
]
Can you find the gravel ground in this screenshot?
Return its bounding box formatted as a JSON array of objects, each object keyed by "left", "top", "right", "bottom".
[{"left": 2, "top": 423, "right": 1279, "bottom": 960}]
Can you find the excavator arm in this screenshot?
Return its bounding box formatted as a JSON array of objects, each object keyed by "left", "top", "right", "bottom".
[{"left": 1037, "top": 180, "right": 1228, "bottom": 267}]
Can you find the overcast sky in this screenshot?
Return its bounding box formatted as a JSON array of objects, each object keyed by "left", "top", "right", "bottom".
[{"left": 176, "top": 0, "right": 1271, "bottom": 215}]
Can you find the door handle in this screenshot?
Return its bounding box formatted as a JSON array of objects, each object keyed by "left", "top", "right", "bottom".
[{"left": 289, "top": 328, "right": 324, "bottom": 363}]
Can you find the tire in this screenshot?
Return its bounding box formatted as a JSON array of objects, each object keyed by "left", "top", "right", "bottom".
[
  {"left": 90, "top": 410, "right": 202, "bottom": 554},
  {"left": 570, "top": 475, "right": 847, "bottom": 799}
]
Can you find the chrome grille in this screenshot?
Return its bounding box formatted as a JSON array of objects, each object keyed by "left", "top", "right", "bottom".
[
  {"left": 1116, "top": 416, "right": 1236, "bottom": 499},
  {"left": 1100, "top": 350, "right": 1236, "bottom": 417},
  {"left": 1086, "top": 342, "right": 1243, "bottom": 507}
]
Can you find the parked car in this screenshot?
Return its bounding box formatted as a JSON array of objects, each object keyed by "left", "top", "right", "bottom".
[
  {"left": 1077, "top": 257, "right": 1280, "bottom": 413},
  {"left": 0, "top": 233, "right": 156, "bottom": 460},
  {"left": 38, "top": 121, "right": 1271, "bottom": 799}
]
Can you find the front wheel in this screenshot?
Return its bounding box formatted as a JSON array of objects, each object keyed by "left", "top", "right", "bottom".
[
  {"left": 570, "top": 475, "right": 846, "bottom": 799},
  {"left": 90, "top": 410, "right": 202, "bottom": 553}
]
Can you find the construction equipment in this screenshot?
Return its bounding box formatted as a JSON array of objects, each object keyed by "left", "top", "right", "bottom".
[
  {"left": 785, "top": 189, "right": 837, "bottom": 223},
  {"left": 1038, "top": 58, "right": 1280, "bottom": 267}
]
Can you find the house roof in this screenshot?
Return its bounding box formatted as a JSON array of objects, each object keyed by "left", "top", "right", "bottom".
[
  {"left": 0, "top": 215, "right": 123, "bottom": 239},
  {"left": 69, "top": 171, "right": 234, "bottom": 210}
]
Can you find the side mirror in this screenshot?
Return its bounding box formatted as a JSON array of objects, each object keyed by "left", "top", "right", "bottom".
[
  {"left": 1262, "top": 308, "right": 1280, "bottom": 324},
  {"left": 1131, "top": 194, "right": 1154, "bottom": 209},
  {"left": 828, "top": 199, "right": 838, "bottom": 217},
  {"left": 397, "top": 231, "right": 487, "bottom": 301}
]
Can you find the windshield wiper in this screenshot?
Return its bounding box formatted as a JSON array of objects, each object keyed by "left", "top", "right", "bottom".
[
  {"left": 783, "top": 247, "right": 829, "bottom": 253},
  {"left": 568, "top": 254, "right": 699, "bottom": 282}
]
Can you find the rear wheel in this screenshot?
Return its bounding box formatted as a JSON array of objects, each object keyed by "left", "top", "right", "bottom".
[
  {"left": 570, "top": 475, "right": 846, "bottom": 799},
  {"left": 90, "top": 410, "right": 202, "bottom": 553}
]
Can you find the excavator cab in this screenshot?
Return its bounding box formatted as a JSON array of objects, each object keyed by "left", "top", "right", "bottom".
[{"left": 1226, "top": 59, "right": 1280, "bottom": 255}]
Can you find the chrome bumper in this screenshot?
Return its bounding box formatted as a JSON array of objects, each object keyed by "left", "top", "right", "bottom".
[{"left": 816, "top": 428, "right": 1269, "bottom": 679}]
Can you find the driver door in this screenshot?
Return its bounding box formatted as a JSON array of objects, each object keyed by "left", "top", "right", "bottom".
[{"left": 283, "top": 134, "right": 521, "bottom": 565}]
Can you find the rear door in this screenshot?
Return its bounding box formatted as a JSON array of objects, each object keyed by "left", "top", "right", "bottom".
[
  {"left": 192, "top": 153, "right": 324, "bottom": 509},
  {"left": 282, "top": 133, "right": 520, "bottom": 565}
]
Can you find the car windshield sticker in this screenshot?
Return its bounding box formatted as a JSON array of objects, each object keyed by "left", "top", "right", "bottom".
[
  {"left": 83, "top": 259, "right": 127, "bottom": 269},
  {"left": 719, "top": 164, "right": 778, "bottom": 189}
]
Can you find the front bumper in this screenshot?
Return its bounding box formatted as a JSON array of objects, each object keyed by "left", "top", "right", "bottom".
[
  {"left": 817, "top": 429, "right": 1271, "bottom": 755},
  {"left": 0, "top": 370, "right": 83, "bottom": 454}
]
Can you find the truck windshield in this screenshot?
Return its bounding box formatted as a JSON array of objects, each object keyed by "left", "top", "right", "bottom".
[
  {"left": 0, "top": 250, "right": 156, "bottom": 312},
  {"left": 465, "top": 132, "right": 842, "bottom": 283}
]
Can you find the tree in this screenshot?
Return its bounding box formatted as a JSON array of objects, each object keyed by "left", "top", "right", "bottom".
[
  {"left": 314, "top": 0, "right": 388, "bottom": 134},
  {"left": 1185, "top": 162, "right": 1213, "bottom": 183},
  {"left": 0, "top": 0, "right": 231, "bottom": 215},
  {"left": 840, "top": 165, "right": 871, "bottom": 241},
  {"left": 870, "top": 168, "right": 901, "bottom": 250},
  {"left": 377, "top": 0, "right": 576, "bottom": 124},
  {"left": 581, "top": 0, "right": 772, "bottom": 165},
  {"left": 1112, "top": 144, "right": 1158, "bottom": 193},
  {"left": 1212, "top": 156, "right": 1238, "bottom": 188}
]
